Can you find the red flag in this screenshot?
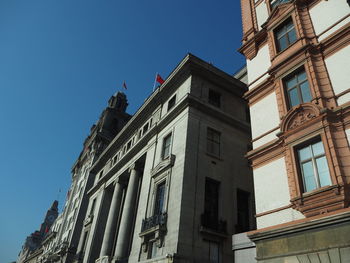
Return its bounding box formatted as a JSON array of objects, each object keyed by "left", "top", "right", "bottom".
[
  {"left": 122, "top": 81, "right": 127, "bottom": 90},
  {"left": 156, "top": 74, "right": 165, "bottom": 85}
]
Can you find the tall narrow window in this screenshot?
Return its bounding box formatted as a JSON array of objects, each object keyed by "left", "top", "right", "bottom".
[
  {"left": 81, "top": 231, "right": 89, "bottom": 254},
  {"left": 167, "top": 95, "right": 176, "bottom": 111},
  {"left": 297, "top": 140, "right": 331, "bottom": 192},
  {"left": 284, "top": 69, "right": 312, "bottom": 107},
  {"left": 208, "top": 89, "right": 221, "bottom": 108},
  {"left": 162, "top": 134, "right": 172, "bottom": 159},
  {"left": 154, "top": 181, "right": 166, "bottom": 215},
  {"left": 236, "top": 189, "right": 250, "bottom": 233},
  {"left": 203, "top": 178, "right": 220, "bottom": 229},
  {"left": 275, "top": 18, "right": 297, "bottom": 52},
  {"left": 207, "top": 128, "right": 221, "bottom": 157},
  {"left": 209, "top": 241, "right": 220, "bottom": 263},
  {"left": 89, "top": 198, "right": 96, "bottom": 215}
]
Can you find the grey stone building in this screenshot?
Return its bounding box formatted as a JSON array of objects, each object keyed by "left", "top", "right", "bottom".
[
  {"left": 36, "top": 92, "right": 131, "bottom": 263},
  {"left": 17, "top": 201, "right": 59, "bottom": 263},
  {"left": 74, "top": 54, "right": 254, "bottom": 263}
]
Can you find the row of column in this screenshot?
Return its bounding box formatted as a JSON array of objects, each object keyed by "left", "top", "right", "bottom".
[{"left": 99, "top": 164, "right": 141, "bottom": 261}]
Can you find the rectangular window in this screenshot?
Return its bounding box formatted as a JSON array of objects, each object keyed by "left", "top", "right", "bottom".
[
  {"left": 207, "top": 128, "right": 220, "bottom": 157},
  {"left": 126, "top": 140, "right": 132, "bottom": 151},
  {"left": 297, "top": 140, "right": 331, "bottom": 192},
  {"left": 236, "top": 189, "right": 250, "bottom": 233},
  {"left": 208, "top": 89, "right": 221, "bottom": 108},
  {"left": 203, "top": 178, "right": 220, "bottom": 229},
  {"left": 209, "top": 241, "right": 219, "bottom": 263},
  {"left": 143, "top": 123, "right": 149, "bottom": 134},
  {"left": 167, "top": 95, "right": 176, "bottom": 111},
  {"left": 147, "top": 238, "right": 158, "bottom": 259},
  {"left": 81, "top": 231, "right": 89, "bottom": 254},
  {"left": 154, "top": 181, "right": 166, "bottom": 215},
  {"left": 162, "top": 134, "right": 172, "bottom": 159},
  {"left": 275, "top": 18, "right": 297, "bottom": 52},
  {"left": 284, "top": 69, "right": 312, "bottom": 107}
]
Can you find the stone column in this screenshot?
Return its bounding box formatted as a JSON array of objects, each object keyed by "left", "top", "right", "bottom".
[
  {"left": 113, "top": 164, "right": 141, "bottom": 260},
  {"left": 99, "top": 180, "right": 124, "bottom": 258}
]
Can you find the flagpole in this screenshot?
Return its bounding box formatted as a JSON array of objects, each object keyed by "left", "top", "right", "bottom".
[{"left": 153, "top": 72, "right": 158, "bottom": 92}]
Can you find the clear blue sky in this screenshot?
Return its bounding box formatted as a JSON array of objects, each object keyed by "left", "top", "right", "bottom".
[{"left": 0, "top": 1, "right": 244, "bottom": 262}]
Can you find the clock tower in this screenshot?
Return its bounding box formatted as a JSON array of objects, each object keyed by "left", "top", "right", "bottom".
[{"left": 39, "top": 200, "right": 59, "bottom": 236}]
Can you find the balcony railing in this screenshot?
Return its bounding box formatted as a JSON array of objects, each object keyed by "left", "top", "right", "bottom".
[
  {"left": 201, "top": 213, "right": 227, "bottom": 233},
  {"left": 141, "top": 213, "right": 167, "bottom": 233}
]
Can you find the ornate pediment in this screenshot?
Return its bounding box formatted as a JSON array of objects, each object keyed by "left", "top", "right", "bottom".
[
  {"left": 280, "top": 103, "right": 321, "bottom": 133},
  {"left": 150, "top": 154, "right": 176, "bottom": 178},
  {"left": 264, "top": 2, "right": 294, "bottom": 30}
]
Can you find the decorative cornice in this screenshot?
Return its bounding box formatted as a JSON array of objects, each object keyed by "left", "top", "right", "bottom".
[{"left": 150, "top": 154, "right": 176, "bottom": 178}]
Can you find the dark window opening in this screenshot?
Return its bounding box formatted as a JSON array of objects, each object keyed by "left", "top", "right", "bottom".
[
  {"left": 203, "top": 178, "right": 220, "bottom": 230},
  {"left": 126, "top": 140, "right": 132, "bottom": 151},
  {"left": 89, "top": 198, "right": 96, "bottom": 215},
  {"left": 162, "top": 134, "right": 172, "bottom": 159},
  {"left": 143, "top": 123, "right": 149, "bottom": 134},
  {"left": 208, "top": 89, "right": 221, "bottom": 108},
  {"left": 167, "top": 95, "right": 176, "bottom": 111},
  {"left": 207, "top": 128, "right": 221, "bottom": 157},
  {"left": 236, "top": 189, "right": 250, "bottom": 233},
  {"left": 154, "top": 182, "right": 166, "bottom": 215}
]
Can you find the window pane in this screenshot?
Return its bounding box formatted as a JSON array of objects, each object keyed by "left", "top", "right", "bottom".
[
  {"left": 162, "top": 135, "right": 171, "bottom": 158},
  {"left": 289, "top": 88, "right": 300, "bottom": 107},
  {"left": 300, "top": 81, "right": 311, "bottom": 102},
  {"left": 278, "top": 36, "right": 288, "bottom": 51},
  {"left": 316, "top": 156, "right": 331, "bottom": 187},
  {"left": 302, "top": 161, "right": 316, "bottom": 192},
  {"left": 298, "top": 71, "right": 307, "bottom": 82},
  {"left": 299, "top": 146, "right": 311, "bottom": 161},
  {"left": 209, "top": 242, "right": 219, "bottom": 263},
  {"left": 312, "top": 141, "right": 325, "bottom": 156},
  {"left": 207, "top": 128, "right": 220, "bottom": 156},
  {"left": 276, "top": 27, "right": 286, "bottom": 38},
  {"left": 286, "top": 76, "right": 297, "bottom": 89},
  {"left": 154, "top": 182, "right": 165, "bottom": 215},
  {"left": 212, "top": 143, "right": 220, "bottom": 156},
  {"left": 288, "top": 29, "right": 297, "bottom": 44}
]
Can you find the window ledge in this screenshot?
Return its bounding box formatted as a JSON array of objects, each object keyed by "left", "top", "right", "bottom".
[
  {"left": 205, "top": 152, "right": 223, "bottom": 161},
  {"left": 291, "top": 184, "right": 346, "bottom": 217},
  {"left": 200, "top": 226, "right": 228, "bottom": 240}
]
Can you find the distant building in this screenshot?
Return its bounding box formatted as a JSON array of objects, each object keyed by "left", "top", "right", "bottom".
[
  {"left": 71, "top": 54, "right": 254, "bottom": 263},
  {"left": 235, "top": 0, "right": 350, "bottom": 262},
  {"left": 39, "top": 91, "right": 131, "bottom": 263},
  {"left": 17, "top": 201, "right": 59, "bottom": 263}
]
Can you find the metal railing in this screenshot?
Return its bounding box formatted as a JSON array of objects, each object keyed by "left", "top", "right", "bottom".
[
  {"left": 141, "top": 213, "right": 167, "bottom": 232},
  {"left": 201, "top": 213, "right": 227, "bottom": 233}
]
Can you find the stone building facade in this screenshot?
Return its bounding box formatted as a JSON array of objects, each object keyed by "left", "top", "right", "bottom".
[
  {"left": 17, "top": 201, "right": 59, "bottom": 263},
  {"left": 73, "top": 54, "right": 254, "bottom": 263},
  {"left": 24, "top": 92, "right": 132, "bottom": 263},
  {"left": 236, "top": 0, "right": 350, "bottom": 261}
]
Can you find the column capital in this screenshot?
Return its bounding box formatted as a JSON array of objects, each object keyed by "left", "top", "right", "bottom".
[
  {"left": 114, "top": 176, "right": 127, "bottom": 187},
  {"left": 128, "top": 163, "right": 142, "bottom": 174}
]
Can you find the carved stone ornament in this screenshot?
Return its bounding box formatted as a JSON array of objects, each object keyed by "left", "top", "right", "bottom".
[
  {"left": 280, "top": 103, "right": 321, "bottom": 133},
  {"left": 150, "top": 154, "right": 176, "bottom": 178}
]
